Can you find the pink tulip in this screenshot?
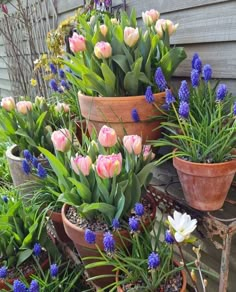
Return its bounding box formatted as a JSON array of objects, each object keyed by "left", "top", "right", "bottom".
[
  {"left": 143, "top": 145, "right": 155, "bottom": 161},
  {"left": 100, "top": 24, "right": 108, "bottom": 37},
  {"left": 124, "top": 27, "right": 139, "bottom": 47},
  {"left": 123, "top": 135, "right": 142, "bottom": 155},
  {"left": 51, "top": 129, "right": 72, "bottom": 152},
  {"left": 55, "top": 102, "right": 70, "bottom": 113},
  {"left": 165, "top": 20, "right": 179, "bottom": 35},
  {"left": 71, "top": 155, "right": 92, "bottom": 176},
  {"left": 96, "top": 153, "right": 122, "bottom": 179},
  {"left": 98, "top": 125, "right": 117, "bottom": 147},
  {"left": 69, "top": 32, "right": 86, "bottom": 53},
  {"left": 1, "top": 97, "right": 15, "bottom": 111},
  {"left": 16, "top": 101, "right": 33, "bottom": 114},
  {"left": 155, "top": 19, "right": 178, "bottom": 37},
  {"left": 94, "top": 41, "right": 112, "bottom": 59},
  {"left": 142, "top": 9, "right": 160, "bottom": 26}
]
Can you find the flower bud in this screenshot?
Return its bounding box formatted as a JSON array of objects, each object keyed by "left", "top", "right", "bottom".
[
  {"left": 100, "top": 24, "right": 108, "bottom": 37},
  {"left": 111, "top": 18, "right": 119, "bottom": 25},
  {"left": 35, "top": 96, "right": 46, "bottom": 106},
  {"left": 98, "top": 125, "right": 117, "bottom": 147},
  {"left": 55, "top": 102, "right": 70, "bottom": 113},
  {"left": 123, "top": 135, "right": 142, "bottom": 155},
  {"left": 155, "top": 19, "right": 178, "bottom": 37},
  {"left": 143, "top": 145, "right": 155, "bottom": 161},
  {"left": 142, "top": 9, "right": 159, "bottom": 26},
  {"left": 71, "top": 155, "right": 92, "bottom": 176},
  {"left": 165, "top": 19, "right": 179, "bottom": 35},
  {"left": 96, "top": 153, "right": 122, "bottom": 178},
  {"left": 155, "top": 19, "right": 166, "bottom": 37},
  {"left": 191, "top": 270, "right": 197, "bottom": 283},
  {"left": 94, "top": 41, "right": 112, "bottom": 59},
  {"left": 51, "top": 129, "right": 72, "bottom": 152},
  {"left": 124, "top": 27, "right": 139, "bottom": 47},
  {"left": 69, "top": 32, "right": 86, "bottom": 53},
  {"left": 1, "top": 97, "right": 15, "bottom": 111},
  {"left": 16, "top": 101, "right": 33, "bottom": 114}
]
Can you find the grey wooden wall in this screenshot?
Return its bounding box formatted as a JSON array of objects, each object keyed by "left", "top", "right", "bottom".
[{"left": 0, "top": 0, "right": 236, "bottom": 97}]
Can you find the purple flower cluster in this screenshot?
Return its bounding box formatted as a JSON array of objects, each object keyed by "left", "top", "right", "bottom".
[
  {"left": 129, "top": 216, "right": 139, "bottom": 232},
  {"left": 148, "top": 252, "right": 160, "bottom": 269},
  {"left": 112, "top": 218, "right": 120, "bottom": 230},
  {"left": 178, "top": 80, "right": 190, "bottom": 102},
  {"left": 13, "top": 279, "right": 27, "bottom": 292},
  {"left": 50, "top": 263, "right": 59, "bottom": 278},
  {"left": 85, "top": 229, "right": 96, "bottom": 244},
  {"left": 33, "top": 243, "right": 42, "bottom": 256},
  {"left": 49, "top": 65, "right": 69, "bottom": 93},
  {"left": 131, "top": 108, "right": 140, "bottom": 122},
  {"left": 22, "top": 149, "right": 47, "bottom": 178},
  {"left": 203, "top": 64, "right": 212, "bottom": 82},
  {"left": 134, "top": 203, "right": 144, "bottom": 216},
  {"left": 145, "top": 86, "right": 155, "bottom": 104},
  {"left": 234, "top": 102, "right": 236, "bottom": 116},
  {"left": 155, "top": 67, "right": 167, "bottom": 91},
  {"left": 179, "top": 101, "right": 190, "bottom": 119},
  {"left": 103, "top": 232, "right": 115, "bottom": 254},
  {"left": 0, "top": 266, "right": 7, "bottom": 278},
  {"left": 216, "top": 84, "right": 227, "bottom": 101},
  {"left": 191, "top": 69, "right": 200, "bottom": 88},
  {"left": 29, "top": 280, "right": 39, "bottom": 292},
  {"left": 165, "top": 230, "right": 174, "bottom": 244}
]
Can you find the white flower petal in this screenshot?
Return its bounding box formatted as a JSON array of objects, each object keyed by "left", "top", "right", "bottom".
[
  {"left": 182, "top": 219, "right": 197, "bottom": 235},
  {"left": 175, "top": 232, "right": 185, "bottom": 243},
  {"left": 168, "top": 215, "right": 179, "bottom": 231}
]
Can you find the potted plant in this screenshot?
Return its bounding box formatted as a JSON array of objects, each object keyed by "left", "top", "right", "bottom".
[
  {"left": 0, "top": 95, "right": 72, "bottom": 191},
  {"left": 39, "top": 125, "right": 156, "bottom": 287},
  {"left": 151, "top": 54, "right": 236, "bottom": 211},
  {"left": 64, "top": 8, "right": 186, "bottom": 142}
]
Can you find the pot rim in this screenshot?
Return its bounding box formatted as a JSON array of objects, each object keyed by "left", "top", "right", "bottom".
[{"left": 6, "top": 144, "right": 23, "bottom": 161}]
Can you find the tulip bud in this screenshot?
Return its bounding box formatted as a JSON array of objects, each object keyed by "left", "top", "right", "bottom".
[
  {"left": 143, "top": 145, "right": 155, "bottom": 161},
  {"left": 51, "top": 129, "right": 72, "bottom": 152},
  {"left": 96, "top": 153, "right": 122, "bottom": 179},
  {"left": 155, "top": 19, "right": 166, "bottom": 38},
  {"left": 1, "top": 97, "right": 15, "bottom": 111},
  {"left": 165, "top": 19, "right": 179, "bottom": 35},
  {"left": 123, "top": 135, "right": 142, "bottom": 155},
  {"left": 124, "top": 27, "right": 139, "bottom": 47},
  {"left": 142, "top": 9, "right": 160, "bottom": 26},
  {"left": 100, "top": 24, "right": 108, "bottom": 37},
  {"left": 111, "top": 18, "right": 119, "bottom": 25},
  {"left": 98, "top": 125, "right": 117, "bottom": 147},
  {"left": 35, "top": 96, "right": 46, "bottom": 107},
  {"left": 94, "top": 41, "right": 112, "bottom": 59},
  {"left": 69, "top": 32, "right": 86, "bottom": 53},
  {"left": 155, "top": 19, "right": 178, "bottom": 37},
  {"left": 71, "top": 155, "right": 92, "bottom": 176},
  {"left": 55, "top": 102, "right": 70, "bottom": 113},
  {"left": 16, "top": 101, "right": 33, "bottom": 114}
]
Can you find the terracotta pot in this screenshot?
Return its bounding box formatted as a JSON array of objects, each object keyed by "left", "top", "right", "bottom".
[
  {"left": 61, "top": 193, "right": 156, "bottom": 288},
  {"left": 173, "top": 156, "right": 236, "bottom": 211},
  {"left": 78, "top": 93, "right": 166, "bottom": 143},
  {"left": 6, "top": 145, "right": 48, "bottom": 196},
  {"left": 0, "top": 257, "right": 49, "bottom": 290},
  {"left": 115, "top": 261, "right": 187, "bottom": 292},
  {"left": 47, "top": 210, "right": 72, "bottom": 243}
]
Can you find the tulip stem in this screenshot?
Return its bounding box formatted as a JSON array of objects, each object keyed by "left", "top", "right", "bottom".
[{"left": 176, "top": 242, "right": 199, "bottom": 292}]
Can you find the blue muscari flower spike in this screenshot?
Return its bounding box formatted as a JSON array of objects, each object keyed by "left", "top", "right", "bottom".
[
  {"left": 50, "top": 263, "right": 59, "bottom": 278},
  {"left": 37, "top": 163, "right": 47, "bottom": 178},
  {"left": 49, "top": 79, "right": 58, "bottom": 91},
  {"left": 33, "top": 243, "right": 41, "bottom": 256},
  {"left": 2, "top": 195, "right": 8, "bottom": 203},
  {"left": 233, "top": 102, "right": 236, "bottom": 116},
  {"left": 134, "top": 203, "right": 144, "bottom": 216},
  {"left": 145, "top": 86, "right": 154, "bottom": 103},
  {"left": 191, "top": 53, "right": 199, "bottom": 69},
  {"left": 165, "top": 89, "right": 175, "bottom": 105},
  {"left": 148, "top": 252, "right": 160, "bottom": 269},
  {"left": 112, "top": 218, "right": 120, "bottom": 230},
  {"left": 32, "top": 157, "right": 39, "bottom": 168},
  {"left": 179, "top": 101, "right": 190, "bottom": 119},
  {"left": 203, "top": 64, "right": 212, "bottom": 82},
  {"left": 61, "top": 80, "right": 70, "bottom": 90},
  {"left": 131, "top": 108, "right": 140, "bottom": 122},
  {"left": 0, "top": 266, "right": 7, "bottom": 278},
  {"left": 59, "top": 69, "right": 65, "bottom": 79},
  {"left": 191, "top": 69, "right": 200, "bottom": 88},
  {"left": 29, "top": 279, "right": 39, "bottom": 292},
  {"left": 22, "top": 159, "right": 31, "bottom": 175},
  {"left": 129, "top": 216, "right": 139, "bottom": 232},
  {"left": 165, "top": 230, "right": 174, "bottom": 244},
  {"left": 155, "top": 67, "right": 167, "bottom": 91},
  {"left": 23, "top": 149, "right": 32, "bottom": 161},
  {"left": 85, "top": 229, "right": 96, "bottom": 244},
  {"left": 216, "top": 84, "right": 227, "bottom": 101},
  {"left": 193, "top": 58, "right": 202, "bottom": 73},
  {"left": 50, "top": 63, "right": 57, "bottom": 74},
  {"left": 178, "top": 80, "right": 190, "bottom": 102},
  {"left": 103, "top": 232, "right": 115, "bottom": 254},
  {"left": 13, "top": 279, "right": 27, "bottom": 292}
]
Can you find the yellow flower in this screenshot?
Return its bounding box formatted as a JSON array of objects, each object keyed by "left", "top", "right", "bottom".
[{"left": 30, "top": 79, "right": 37, "bottom": 87}]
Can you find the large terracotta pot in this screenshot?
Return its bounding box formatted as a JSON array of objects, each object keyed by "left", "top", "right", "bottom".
[
  {"left": 173, "top": 156, "right": 236, "bottom": 211},
  {"left": 61, "top": 193, "right": 156, "bottom": 288},
  {"left": 6, "top": 145, "right": 48, "bottom": 196},
  {"left": 78, "top": 93, "right": 165, "bottom": 143}
]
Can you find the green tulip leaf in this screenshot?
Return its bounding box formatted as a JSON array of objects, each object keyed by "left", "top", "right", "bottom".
[{"left": 68, "top": 177, "right": 92, "bottom": 203}]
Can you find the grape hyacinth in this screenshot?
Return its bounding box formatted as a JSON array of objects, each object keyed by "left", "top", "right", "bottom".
[
  {"left": 49, "top": 79, "right": 58, "bottom": 91},
  {"left": 145, "top": 86, "right": 154, "bottom": 103},
  {"left": 165, "top": 230, "right": 174, "bottom": 244},
  {"left": 191, "top": 53, "right": 199, "bottom": 69},
  {"left": 178, "top": 80, "right": 190, "bottom": 102},
  {"left": 29, "top": 280, "right": 39, "bottom": 292},
  {"left": 129, "top": 216, "right": 139, "bottom": 232},
  {"left": 37, "top": 163, "right": 47, "bottom": 178},
  {"left": 0, "top": 266, "right": 7, "bottom": 278},
  {"left": 155, "top": 67, "right": 167, "bottom": 91},
  {"left": 23, "top": 149, "right": 32, "bottom": 161},
  {"left": 50, "top": 263, "right": 59, "bottom": 278},
  {"left": 33, "top": 243, "right": 41, "bottom": 256},
  {"left": 134, "top": 203, "right": 144, "bottom": 216},
  {"left": 112, "top": 218, "right": 120, "bottom": 230},
  {"left": 233, "top": 102, "right": 236, "bottom": 116},
  {"left": 179, "top": 101, "right": 189, "bottom": 119},
  {"left": 191, "top": 69, "right": 200, "bottom": 88},
  {"left": 32, "top": 157, "right": 39, "bottom": 168},
  {"left": 131, "top": 108, "right": 140, "bottom": 122},
  {"left": 85, "top": 229, "right": 96, "bottom": 244},
  {"left": 2, "top": 195, "right": 8, "bottom": 203},
  {"left": 61, "top": 80, "right": 70, "bottom": 90},
  {"left": 13, "top": 279, "right": 27, "bottom": 292},
  {"left": 193, "top": 57, "right": 202, "bottom": 73},
  {"left": 216, "top": 84, "right": 227, "bottom": 101},
  {"left": 103, "top": 232, "right": 115, "bottom": 254},
  {"left": 203, "top": 64, "right": 212, "bottom": 82},
  {"left": 148, "top": 252, "right": 160, "bottom": 269},
  {"left": 22, "top": 159, "right": 31, "bottom": 175},
  {"left": 59, "top": 69, "right": 65, "bottom": 79},
  {"left": 49, "top": 63, "right": 57, "bottom": 74},
  {"left": 165, "top": 89, "right": 175, "bottom": 105}
]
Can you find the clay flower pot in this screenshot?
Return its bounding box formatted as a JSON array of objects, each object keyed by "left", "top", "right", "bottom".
[
  {"left": 173, "top": 156, "right": 236, "bottom": 211},
  {"left": 78, "top": 92, "right": 165, "bottom": 143},
  {"left": 61, "top": 193, "right": 157, "bottom": 289}
]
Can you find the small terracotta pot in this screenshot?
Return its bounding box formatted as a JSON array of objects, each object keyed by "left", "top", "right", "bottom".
[
  {"left": 115, "top": 261, "right": 187, "bottom": 292},
  {"left": 61, "top": 193, "right": 156, "bottom": 288},
  {"left": 47, "top": 210, "right": 72, "bottom": 243},
  {"left": 173, "top": 155, "right": 236, "bottom": 211},
  {"left": 78, "top": 93, "right": 165, "bottom": 143}
]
